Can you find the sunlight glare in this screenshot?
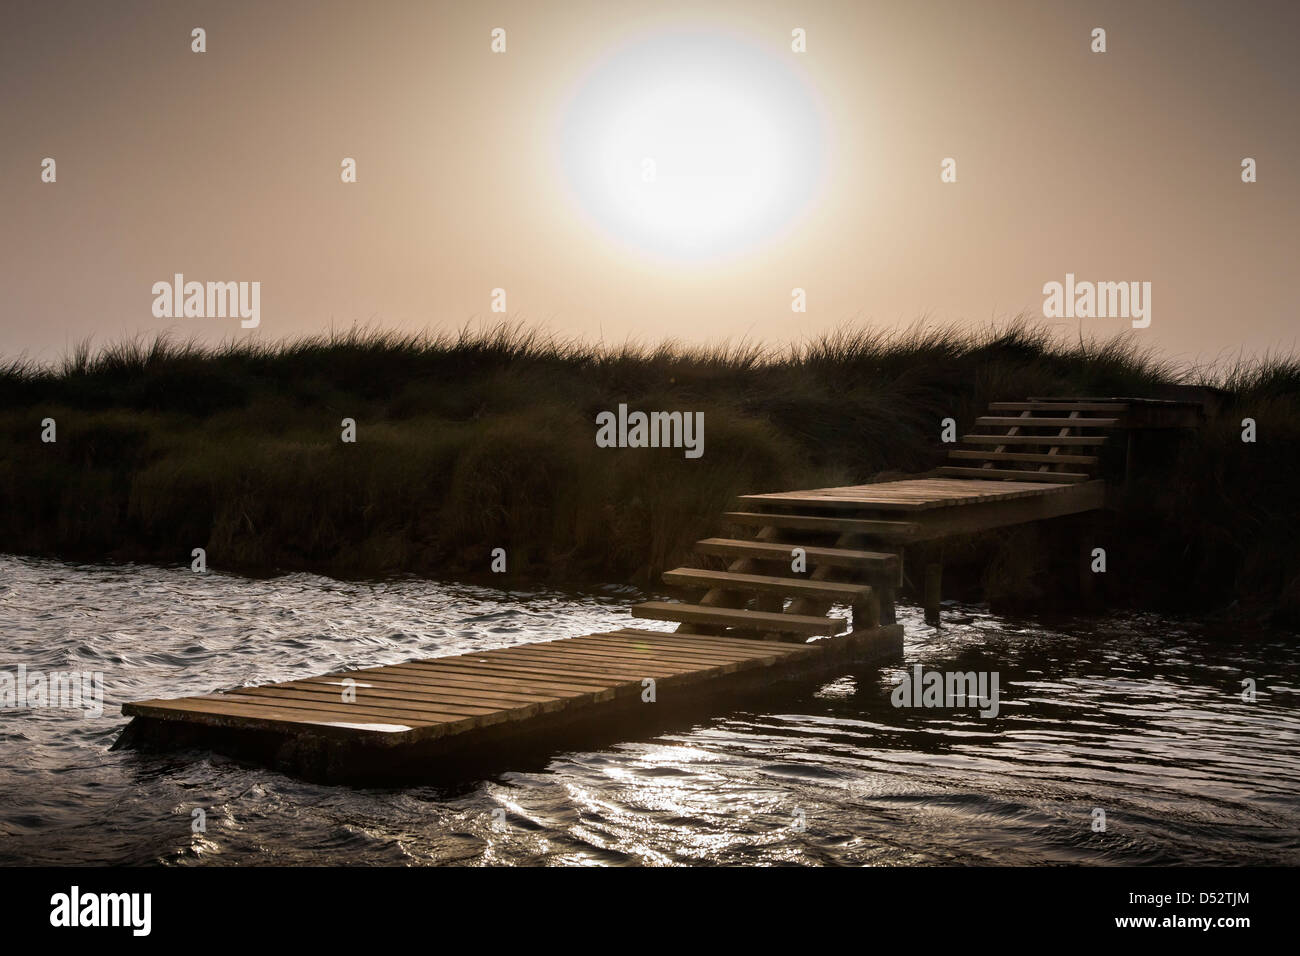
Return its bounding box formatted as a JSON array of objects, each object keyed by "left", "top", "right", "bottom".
[{"left": 559, "top": 31, "right": 826, "bottom": 262}]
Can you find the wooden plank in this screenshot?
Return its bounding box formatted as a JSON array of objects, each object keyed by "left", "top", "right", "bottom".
[
  {"left": 321, "top": 665, "right": 601, "bottom": 698},
  {"left": 577, "top": 632, "right": 802, "bottom": 661},
  {"left": 211, "top": 690, "right": 497, "bottom": 723},
  {"left": 248, "top": 678, "right": 558, "bottom": 710},
  {"left": 938, "top": 466, "right": 1087, "bottom": 483},
  {"left": 292, "top": 674, "right": 565, "bottom": 705},
  {"left": 1025, "top": 395, "right": 1181, "bottom": 403},
  {"left": 565, "top": 637, "right": 789, "bottom": 668},
  {"left": 604, "top": 628, "right": 816, "bottom": 654},
  {"left": 422, "top": 648, "right": 730, "bottom": 683},
  {"left": 962, "top": 434, "right": 1107, "bottom": 446},
  {"left": 631, "top": 601, "right": 845, "bottom": 635},
  {"left": 663, "top": 567, "right": 871, "bottom": 602},
  {"left": 722, "top": 511, "right": 921, "bottom": 537},
  {"left": 694, "top": 537, "right": 899, "bottom": 572},
  {"left": 738, "top": 478, "right": 1069, "bottom": 511},
  {"left": 730, "top": 495, "right": 934, "bottom": 512},
  {"left": 468, "top": 644, "right": 727, "bottom": 678},
  {"left": 373, "top": 659, "right": 616, "bottom": 689},
  {"left": 395, "top": 658, "right": 655, "bottom": 686},
  {"left": 124, "top": 696, "right": 434, "bottom": 735},
  {"left": 568, "top": 632, "right": 778, "bottom": 657},
  {"left": 989, "top": 402, "right": 1128, "bottom": 412},
  {"left": 509, "top": 635, "right": 765, "bottom": 663},
  {"left": 975, "top": 416, "right": 1118, "bottom": 428},
  {"left": 380, "top": 661, "right": 617, "bottom": 694},
  {"left": 948, "top": 449, "right": 1098, "bottom": 466},
  {"left": 572, "top": 642, "right": 802, "bottom": 673},
  {"left": 536, "top": 645, "right": 751, "bottom": 675}
]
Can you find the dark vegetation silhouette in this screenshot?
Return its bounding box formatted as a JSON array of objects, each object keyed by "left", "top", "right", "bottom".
[{"left": 1, "top": 320, "right": 1296, "bottom": 625}]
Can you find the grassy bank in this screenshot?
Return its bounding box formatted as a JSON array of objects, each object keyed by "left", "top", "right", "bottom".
[{"left": 2, "top": 322, "right": 1297, "bottom": 625}]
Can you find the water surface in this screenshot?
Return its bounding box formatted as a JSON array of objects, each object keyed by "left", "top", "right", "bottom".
[{"left": 1, "top": 554, "right": 1297, "bottom": 866}]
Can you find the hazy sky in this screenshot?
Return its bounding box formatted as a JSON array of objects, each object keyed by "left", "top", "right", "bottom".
[{"left": 3, "top": 0, "right": 1297, "bottom": 364}]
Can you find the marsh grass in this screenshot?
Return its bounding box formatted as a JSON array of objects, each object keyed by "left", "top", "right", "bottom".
[{"left": 2, "top": 320, "right": 1297, "bottom": 624}]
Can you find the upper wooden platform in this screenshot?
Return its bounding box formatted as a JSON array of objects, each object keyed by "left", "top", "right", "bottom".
[
  {"left": 728, "top": 478, "right": 1108, "bottom": 548},
  {"left": 740, "top": 477, "right": 1076, "bottom": 512},
  {"left": 635, "top": 394, "right": 1165, "bottom": 640}
]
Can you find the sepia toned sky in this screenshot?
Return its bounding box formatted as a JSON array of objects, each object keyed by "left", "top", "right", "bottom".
[{"left": 2, "top": 0, "right": 1297, "bottom": 364}]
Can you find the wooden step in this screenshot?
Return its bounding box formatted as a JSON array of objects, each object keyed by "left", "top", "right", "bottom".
[
  {"left": 722, "top": 511, "right": 921, "bottom": 538},
  {"left": 948, "top": 450, "right": 1098, "bottom": 466},
  {"left": 631, "top": 602, "right": 846, "bottom": 635},
  {"left": 988, "top": 402, "right": 1128, "bottom": 413},
  {"left": 694, "top": 538, "right": 900, "bottom": 573},
  {"left": 937, "top": 466, "right": 1087, "bottom": 483},
  {"left": 974, "top": 416, "right": 1118, "bottom": 429},
  {"left": 962, "top": 434, "right": 1107, "bottom": 446},
  {"left": 662, "top": 567, "right": 873, "bottom": 602}
]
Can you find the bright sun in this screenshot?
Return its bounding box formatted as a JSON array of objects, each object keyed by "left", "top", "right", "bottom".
[{"left": 559, "top": 31, "right": 826, "bottom": 262}]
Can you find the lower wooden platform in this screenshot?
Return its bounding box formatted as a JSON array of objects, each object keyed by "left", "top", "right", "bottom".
[{"left": 118, "top": 625, "right": 903, "bottom": 783}]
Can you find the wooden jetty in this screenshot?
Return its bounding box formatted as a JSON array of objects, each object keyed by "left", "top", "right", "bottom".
[{"left": 118, "top": 396, "right": 1202, "bottom": 781}]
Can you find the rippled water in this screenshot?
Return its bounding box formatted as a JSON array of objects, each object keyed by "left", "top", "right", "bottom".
[{"left": 1, "top": 553, "right": 1298, "bottom": 866}]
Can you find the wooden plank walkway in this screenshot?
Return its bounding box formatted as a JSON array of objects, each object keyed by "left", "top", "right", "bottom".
[
  {"left": 640, "top": 477, "right": 1107, "bottom": 639},
  {"left": 120, "top": 625, "right": 903, "bottom": 780},
  {"left": 636, "top": 395, "right": 1175, "bottom": 639},
  {"left": 118, "top": 394, "right": 1204, "bottom": 781},
  {"left": 123, "top": 628, "right": 834, "bottom": 744}
]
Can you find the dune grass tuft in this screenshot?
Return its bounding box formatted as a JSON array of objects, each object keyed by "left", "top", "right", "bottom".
[{"left": 1, "top": 319, "right": 1296, "bottom": 624}]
